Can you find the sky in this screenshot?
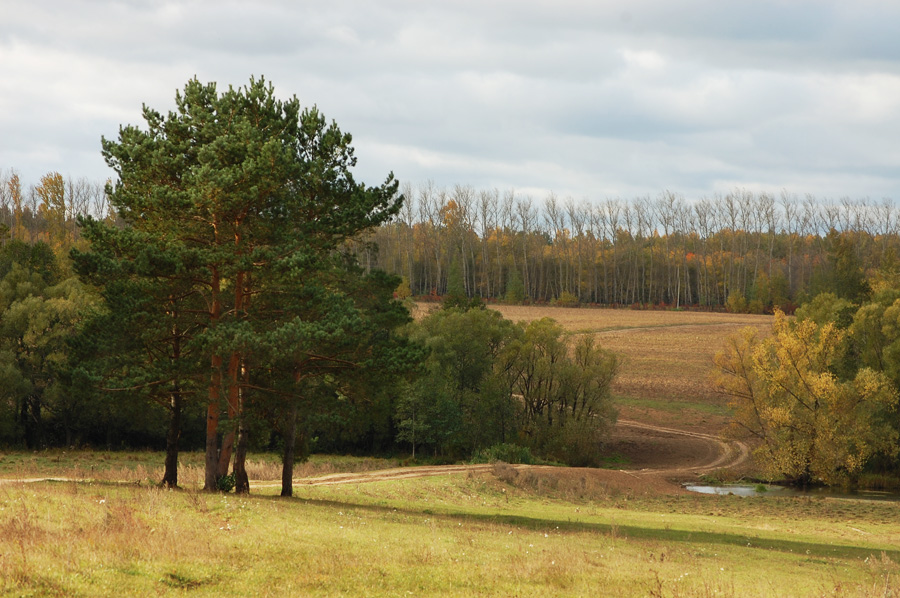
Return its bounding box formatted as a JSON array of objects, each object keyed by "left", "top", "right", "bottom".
[{"left": 2, "top": 0, "right": 900, "bottom": 203}]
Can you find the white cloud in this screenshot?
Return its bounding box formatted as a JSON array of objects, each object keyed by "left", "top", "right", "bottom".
[{"left": 619, "top": 49, "right": 668, "bottom": 71}]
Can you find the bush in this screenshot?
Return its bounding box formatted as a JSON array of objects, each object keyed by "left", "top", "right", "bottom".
[
  {"left": 216, "top": 473, "right": 236, "bottom": 492},
  {"left": 532, "top": 418, "right": 606, "bottom": 467},
  {"left": 747, "top": 299, "right": 765, "bottom": 314},
  {"left": 552, "top": 291, "right": 580, "bottom": 307},
  {"left": 725, "top": 292, "right": 748, "bottom": 313},
  {"left": 471, "top": 443, "right": 535, "bottom": 465},
  {"left": 394, "top": 276, "right": 412, "bottom": 300},
  {"left": 504, "top": 269, "right": 525, "bottom": 304}
]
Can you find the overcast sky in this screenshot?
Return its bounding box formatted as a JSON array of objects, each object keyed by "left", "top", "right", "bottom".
[{"left": 2, "top": 0, "right": 899, "bottom": 203}]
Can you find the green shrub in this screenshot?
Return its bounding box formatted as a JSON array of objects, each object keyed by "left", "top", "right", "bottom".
[
  {"left": 532, "top": 418, "right": 606, "bottom": 467},
  {"left": 216, "top": 473, "right": 236, "bottom": 493},
  {"left": 748, "top": 299, "right": 765, "bottom": 314},
  {"left": 504, "top": 269, "right": 525, "bottom": 304},
  {"left": 471, "top": 443, "right": 534, "bottom": 465}
]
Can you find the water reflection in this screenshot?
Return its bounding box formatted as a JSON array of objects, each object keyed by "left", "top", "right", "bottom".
[
  {"left": 684, "top": 484, "right": 900, "bottom": 501},
  {"left": 685, "top": 484, "right": 780, "bottom": 497}
]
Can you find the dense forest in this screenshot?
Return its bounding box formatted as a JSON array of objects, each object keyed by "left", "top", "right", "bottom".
[
  {"left": 359, "top": 183, "right": 894, "bottom": 310},
  {"left": 2, "top": 170, "right": 892, "bottom": 311}
]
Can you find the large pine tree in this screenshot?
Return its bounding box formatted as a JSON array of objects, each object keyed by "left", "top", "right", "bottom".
[{"left": 74, "top": 77, "right": 403, "bottom": 491}]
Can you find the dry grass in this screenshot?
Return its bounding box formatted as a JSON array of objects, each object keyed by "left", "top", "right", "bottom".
[
  {"left": 0, "top": 451, "right": 399, "bottom": 489},
  {"left": 488, "top": 462, "right": 669, "bottom": 501},
  {"left": 3, "top": 474, "right": 897, "bottom": 597}
]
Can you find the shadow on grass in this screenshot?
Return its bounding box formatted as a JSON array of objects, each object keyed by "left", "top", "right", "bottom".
[
  {"left": 267, "top": 494, "right": 900, "bottom": 562},
  {"left": 21, "top": 477, "right": 898, "bottom": 563}
]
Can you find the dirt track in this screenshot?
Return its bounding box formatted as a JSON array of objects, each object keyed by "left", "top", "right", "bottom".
[
  {"left": 0, "top": 420, "right": 749, "bottom": 495},
  {"left": 249, "top": 418, "right": 750, "bottom": 493},
  {"left": 613, "top": 419, "right": 749, "bottom": 477}
]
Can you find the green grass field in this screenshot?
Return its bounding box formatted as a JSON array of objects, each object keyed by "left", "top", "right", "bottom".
[{"left": 1, "top": 463, "right": 897, "bottom": 597}]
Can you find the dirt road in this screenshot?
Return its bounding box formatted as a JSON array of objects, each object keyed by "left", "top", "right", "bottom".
[
  {"left": 0, "top": 419, "right": 748, "bottom": 494},
  {"left": 614, "top": 419, "right": 749, "bottom": 477},
  {"left": 249, "top": 418, "right": 750, "bottom": 491}
]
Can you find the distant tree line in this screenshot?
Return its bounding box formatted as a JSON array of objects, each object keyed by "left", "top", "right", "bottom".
[
  {"left": 5, "top": 173, "right": 892, "bottom": 312},
  {"left": 359, "top": 183, "right": 895, "bottom": 311}
]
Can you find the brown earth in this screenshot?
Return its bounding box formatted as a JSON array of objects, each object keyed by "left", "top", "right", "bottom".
[{"left": 610, "top": 421, "right": 723, "bottom": 471}]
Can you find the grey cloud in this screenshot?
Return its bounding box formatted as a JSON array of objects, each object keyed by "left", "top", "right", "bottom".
[{"left": 1, "top": 0, "right": 899, "bottom": 201}]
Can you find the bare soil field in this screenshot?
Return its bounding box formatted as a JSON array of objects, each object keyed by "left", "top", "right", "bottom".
[
  {"left": 489, "top": 305, "right": 770, "bottom": 417},
  {"left": 490, "top": 305, "right": 771, "bottom": 409}
]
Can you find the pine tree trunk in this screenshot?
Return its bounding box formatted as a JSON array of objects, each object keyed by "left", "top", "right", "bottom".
[
  {"left": 217, "top": 430, "right": 235, "bottom": 478},
  {"left": 204, "top": 268, "right": 223, "bottom": 492},
  {"left": 233, "top": 359, "right": 250, "bottom": 494},
  {"left": 20, "top": 397, "right": 31, "bottom": 449},
  {"left": 204, "top": 400, "right": 220, "bottom": 490},
  {"left": 217, "top": 348, "right": 244, "bottom": 478},
  {"left": 233, "top": 421, "right": 250, "bottom": 494},
  {"left": 161, "top": 389, "right": 182, "bottom": 488},
  {"left": 29, "top": 395, "right": 44, "bottom": 450},
  {"left": 281, "top": 404, "right": 298, "bottom": 497}
]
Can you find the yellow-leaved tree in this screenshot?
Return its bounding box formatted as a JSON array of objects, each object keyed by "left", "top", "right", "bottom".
[{"left": 714, "top": 311, "right": 898, "bottom": 486}]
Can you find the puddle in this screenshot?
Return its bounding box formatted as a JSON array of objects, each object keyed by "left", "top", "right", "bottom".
[
  {"left": 685, "top": 484, "right": 784, "bottom": 497},
  {"left": 685, "top": 484, "right": 900, "bottom": 501}
]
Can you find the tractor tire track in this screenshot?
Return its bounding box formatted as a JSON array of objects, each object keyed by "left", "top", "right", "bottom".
[{"left": 615, "top": 418, "right": 750, "bottom": 475}]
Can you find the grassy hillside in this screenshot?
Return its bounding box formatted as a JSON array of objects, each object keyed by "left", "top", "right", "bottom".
[{"left": 1, "top": 467, "right": 896, "bottom": 597}]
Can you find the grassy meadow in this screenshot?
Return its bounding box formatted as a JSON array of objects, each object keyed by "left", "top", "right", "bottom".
[
  {"left": 1, "top": 465, "right": 897, "bottom": 597},
  {"left": 4, "top": 305, "right": 899, "bottom": 597}
]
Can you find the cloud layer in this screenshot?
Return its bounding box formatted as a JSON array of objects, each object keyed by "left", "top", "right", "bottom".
[{"left": 2, "top": 0, "right": 899, "bottom": 200}]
